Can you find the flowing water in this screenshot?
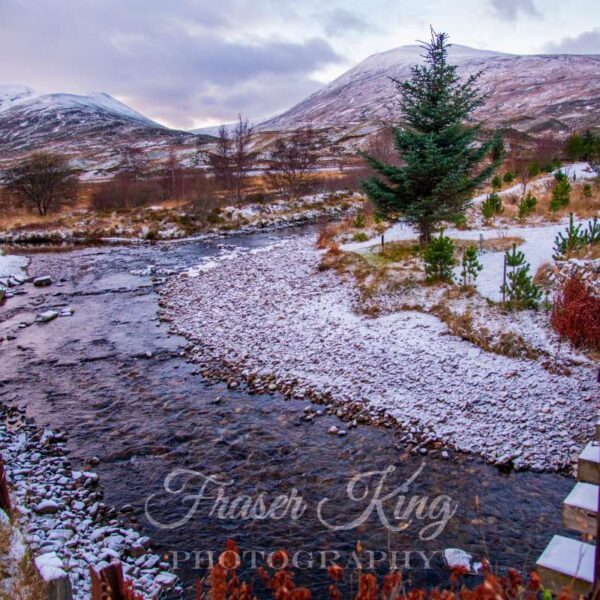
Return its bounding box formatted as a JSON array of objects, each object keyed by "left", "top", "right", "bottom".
[{"left": 0, "top": 228, "right": 572, "bottom": 597}]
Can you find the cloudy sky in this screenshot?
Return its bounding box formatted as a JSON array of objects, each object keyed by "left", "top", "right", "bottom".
[{"left": 0, "top": 0, "right": 598, "bottom": 129}]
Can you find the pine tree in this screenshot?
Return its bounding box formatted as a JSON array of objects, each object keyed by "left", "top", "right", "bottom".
[
  {"left": 460, "top": 246, "right": 482, "bottom": 287},
  {"left": 423, "top": 233, "right": 455, "bottom": 281},
  {"left": 501, "top": 244, "right": 541, "bottom": 310},
  {"left": 549, "top": 171, "right": 571, "bottom": 212},
  {"left": 361, "top": 29, "right": 503, "bottom": 245},
  {"left": 517, "top": 191, "right": 537, "bottom": 220}
]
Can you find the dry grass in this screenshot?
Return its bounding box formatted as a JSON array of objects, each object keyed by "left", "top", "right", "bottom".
[{"left": 431, "top": 302, "right": 542, "bottom": 360}]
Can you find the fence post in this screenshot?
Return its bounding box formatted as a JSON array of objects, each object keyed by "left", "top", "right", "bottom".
[
  {"left": 0, "top": 454, "right": 12, "bottom": 515},
  {"left": 90, "top": 560, "right": 143, "bottom": 600}
]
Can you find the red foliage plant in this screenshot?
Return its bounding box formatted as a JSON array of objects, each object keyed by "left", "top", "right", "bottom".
[
  {"left": 192, "top": 542, "right": 579, "bottom": 600},
  {"left": 551, "top": 275, "right": 600, "bottom": 351}
]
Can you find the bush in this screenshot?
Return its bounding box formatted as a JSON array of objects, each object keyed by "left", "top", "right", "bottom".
[
  {"left": 481, "top": 193, "right": 502, "bottom": 222},
  {"left": 501, "top": 244, "right": 541, "bottom": 309},
  {"left": 352, "top": 213, "right": 366, "bottom": 228},
  {"left": 517, "top": 191, "right": 537, "bottom": 220},
  {"left": 423, "top": 233, "right": 455, "bottom": 281},
  {"left": 552, "top": 275, "right": 600, "bottom": 351},
  {"left": 502, "top": 171, "right": 514, "bottom": 184},
  {"left": 352, "top": 231, "right": 369, "bottom": 242},
  {"left": 491, "top": 174, "right": 502, "bottom": 190},
  {"left": 583, "top": 183, "right": 593, "bottom": 198},
  {"left": 90, "top": 176, "right": 166, "bottom": 210},
  {"left": 549, "top": 171, "right": 571, "bottom": 212},
  {"left": 553, "top": 213, "right": 599, "bottom": 259}
]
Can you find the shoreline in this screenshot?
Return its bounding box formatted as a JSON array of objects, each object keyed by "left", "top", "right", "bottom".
[
  {"left": 0, "top": 403, "right": 179, "bottom": 598},
  {"left": 160, "top": 234, "right": 597, "bottom": 473}
]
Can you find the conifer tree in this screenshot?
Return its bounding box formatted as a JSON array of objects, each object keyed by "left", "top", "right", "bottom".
[
  {"left": 460, "top": 246, "right": 482, "bottom": 287},
  {"left": 361, "top": 29, "right": 503, "bottom": 244},
  {"left": 423, "top": 232, "right": 455, "bottom": 281},
  {"left": 501, "top": 244, "right": 541, "bottom": 310}
]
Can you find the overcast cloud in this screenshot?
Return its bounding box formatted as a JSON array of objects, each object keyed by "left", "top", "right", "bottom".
[{"left": 0, "top": 0, "right": 598, "bottom": 129}]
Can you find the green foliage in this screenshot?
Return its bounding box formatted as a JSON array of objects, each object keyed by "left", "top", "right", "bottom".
[
  {"left": 552, "top": 214, "right": 600, "bottom": 258},
  {"left": 460, "top": 246, "right": 482, "bottom": 287},
  {"left": 502, "top": 172, "right": 514, "bottom": 184},
  {"left": 583, "top": 183, "right": 593, "bottom": 198},
  {"left": 501, "top": 244, "right": 542, "bottom": 310},
  {"left": 528, "top": 162, "right": 540, "bottom": 177},
  {"left": 517, "top": 191, "right": 537, "bottom": 220},
  {"left": 481, "top": 192, "right": 503, "bottom": 221},
  {"left": 452, "top": 213, "right": 469, "bottom": 230},
  {"left": 352, "top": 213, "right": 366, "bottom": 228},
  {"left": 564, "top": 130, "right": 600, "bottom": 161},
  {"left": 352, "top": 231, "right": 369, "bottom": 242},
  {"left": 360, "top": 30, "right": 503, "bottom": 244},
  {"left": 549, "top": 171, "right": 571, "bottom": 212},
  {"left": 423, "top": 233, "right": 456, "bottom": 281},
  {"left": 491, "top": 175, "right": 502, "bottom": 190},
  {"left": 552, "top": 213, "right": 590, "bottom": 259}
]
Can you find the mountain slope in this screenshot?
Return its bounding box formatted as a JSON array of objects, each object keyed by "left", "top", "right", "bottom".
[
  {"left": 0, "top": 87, "right": 208, "bottom": 178},
  {"left": 261, "top": 45, "right": 600, "bottom": 136}
]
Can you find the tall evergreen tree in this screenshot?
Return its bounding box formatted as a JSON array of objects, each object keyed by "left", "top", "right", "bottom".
[{"left": 361, "top": 30, "right": 503, "bottom": 244}]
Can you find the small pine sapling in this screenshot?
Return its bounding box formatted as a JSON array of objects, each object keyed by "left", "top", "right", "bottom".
[
  {"left": 552, "top": 213, "right": 589, "bottom": 259},
  {"left": 583, "top": 183, "right": 593, "bottom": 198},
  {"left": 460, "top": 246, "right": 482, "bottom": 287},
  {"left": 549, "top": 171, "right": 572, "bottom": 212},
  {"left": 501, "top": 244, "right": 542, "bottom": 310},
  {"left": 503, "top": 172, "right": 514, "bottom": 184},
  {"left": 481, "top": 192, "right": 503, "bottom": 222},
  {"left": 423, "top": 233, "right": 456, "bottom": 282},
  {"left": 491, "top": 175, "right": 502, "bottom": 190},
  {"left": 517, "top": 191, "right": 537, "bottom": 220}
]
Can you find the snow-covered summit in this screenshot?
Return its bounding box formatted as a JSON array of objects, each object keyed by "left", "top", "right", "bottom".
[{"left": 0, "top": 84, "right": 36, "bottom": 112}]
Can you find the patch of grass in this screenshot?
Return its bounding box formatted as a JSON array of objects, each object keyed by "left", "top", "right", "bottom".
[
  {"left": 362, "top": 241, "right": 423, "bottom": 267},
  {"left": 431, "top": 301, "right": 542, "bottom": 360},
  {"left": 352, "top": 232, "right": 369, "bottom": 242}
]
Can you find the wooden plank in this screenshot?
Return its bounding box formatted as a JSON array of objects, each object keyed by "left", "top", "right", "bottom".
[
  {"left": 0, "top": 454, "right": 12, "bottom": 514},
  {"left": 536, "top": 535, "right": 595, "bottom": 595},
  {"left": 577, "top": 442, "right": 600, "bottom": 485},
  {"left": 562, "top": 482, "right": 598, "bottom": 537}
]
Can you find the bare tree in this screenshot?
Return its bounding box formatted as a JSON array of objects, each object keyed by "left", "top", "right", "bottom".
[
  {"left": 2, "top": 152, "right": 78, "bottom": 216},
  {"left": 231, "top": 116, "right": 257, "bottom": 202},
  {"left": 120, "top": 146, "right": 149, "bottom": 182},
  {"left": 206, "top": 125, "right": 234, "bottom": 192},
  {"left": 206, "top": 116, "right": 257, "bottom": 202},
  {"left": 266, "top": 128, "right": 321, "bottom": 198}
]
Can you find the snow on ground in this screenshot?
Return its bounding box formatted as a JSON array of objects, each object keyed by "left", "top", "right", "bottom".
[
  {"left": 344, "top": 216, "right": 588, "bottom": 301},
  {"left": 0, "top": 252, "right": 28, "bottom": 279},
  {"left": 470, "top": 162, "right": 594, "bottom": 205},
  {"left": 162, "top": 235, "right": 597, "bottom": 472}
]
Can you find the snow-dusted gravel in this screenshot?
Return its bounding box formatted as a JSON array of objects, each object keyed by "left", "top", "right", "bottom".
[{"left": 162, "top": 235, "right": 598, "bottom": 473}]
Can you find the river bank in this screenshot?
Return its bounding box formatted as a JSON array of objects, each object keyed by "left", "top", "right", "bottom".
[
  {"left": 161, "top": 234, "right": 597, "bottom": 473},
  {"left": 0, "top": 228, "right": 582, "bottom": 597}
]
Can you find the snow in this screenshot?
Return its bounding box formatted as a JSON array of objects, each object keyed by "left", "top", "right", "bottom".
[
  {"left": 536, "top": 535, "right": 595, "bottom": 582},
  {"left": 34, "top": 552, "right": 67, "bottom": 582},
  {"left": 343, "top": 211, "right": 595, "bottom": 302},
  {"left": 0, "top": 84, "right": 36, "bottom": 112},
  {"left": 563, "top": 482, "right": 598, "bottom": 512},
  {"left": 0, "top": 252, "right": 28, "bottom": 279},
  {"left": 162, "top": 235, "right": 597, "bottom": 472}
]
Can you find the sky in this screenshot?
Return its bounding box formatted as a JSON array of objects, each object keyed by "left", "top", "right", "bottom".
[{"left": 0, "top": 0, "right": 599, "bottom": 130}]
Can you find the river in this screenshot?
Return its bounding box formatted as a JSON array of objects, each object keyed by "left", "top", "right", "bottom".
[{"left": 0, "top": 227, "right": 572, "bottom": 597}]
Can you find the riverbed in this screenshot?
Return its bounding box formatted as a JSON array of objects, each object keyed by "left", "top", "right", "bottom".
[{"left": 0, "top": 228, "right": 574, "bottom": 597}]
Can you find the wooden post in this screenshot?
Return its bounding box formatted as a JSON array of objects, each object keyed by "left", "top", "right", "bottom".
[
  {"left": 502, "top": 253, "right": 507, "bottom": 305},
  {"left": 381, "top": 234, "right": 385, "bottom": 252},
  {"left": 479, "top": 234, "right": 483, "bottom": 253},
  {"left": 0, "top": 455, "right": 12, "bottom": 515},
  {"left": 90, "top": 562, "right": 126, "bottom": 600},
  {"left": 595, "top": 371, "right": 600, "bottom": 600}
]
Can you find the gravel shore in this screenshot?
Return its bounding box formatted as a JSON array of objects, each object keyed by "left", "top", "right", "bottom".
[
  {"left": 161, "top": 235, "right": 598, "bottom": 472},
  {"left": 0, "top": 404, "right": 178, "bottom": 599}
]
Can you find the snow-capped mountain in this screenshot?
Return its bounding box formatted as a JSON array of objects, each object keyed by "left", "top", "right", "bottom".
[
  {"left": 261, "top": 45, "right": 600, "bottom": 136},
  {"left": 0, "top": 86, "right": 208, "bottom": 177}
]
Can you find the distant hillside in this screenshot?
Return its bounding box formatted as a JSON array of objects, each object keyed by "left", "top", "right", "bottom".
[{"left": 261, "top": 45, "right": 600, "bottom": 137}]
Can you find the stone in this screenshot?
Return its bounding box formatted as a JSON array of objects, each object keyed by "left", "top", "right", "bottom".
[
  {"left": 37, "top": 310, "right": 59, "bottom": 323},
  {"left": 33, "top": 276, "right": 53, "bottom": 287},
  {"left": 35, "top": 500, "right": 61, "bottom": 515}
]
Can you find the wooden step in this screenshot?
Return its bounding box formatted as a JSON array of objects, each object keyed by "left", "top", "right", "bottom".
[
  {"left": 562, "top": 482, "right": 598, "bottom": 537},
  {"left": 596, "top": 419, "right": 600, "bottom": 442},
  {"left": 536, "top": 535, "right": 595, "bottom": 595},
  {"left": 577, "top": 442, "right": 600, "bottom": 485}
]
